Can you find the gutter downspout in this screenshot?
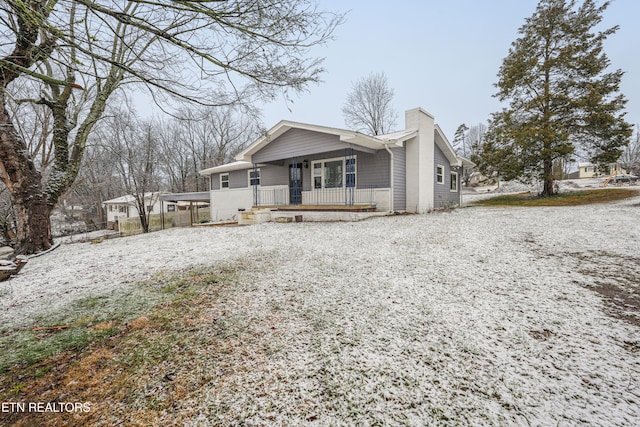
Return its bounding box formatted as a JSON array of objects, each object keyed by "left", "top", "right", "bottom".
[
  {"left": 459, "top": 163, "right": 463, "bottom": 206},
  {"left": 384, "top": 143, "right": 394, "bottom": 213}
]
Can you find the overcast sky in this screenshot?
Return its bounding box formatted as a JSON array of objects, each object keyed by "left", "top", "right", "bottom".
[{"left": 258, "top": 0, "right": 640, "bottom": 141}]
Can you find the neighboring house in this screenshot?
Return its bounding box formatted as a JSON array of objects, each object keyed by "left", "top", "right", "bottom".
[
  {"left": 576, "top": 162, "right": 601, "bottom": 178},
  {"left": 570, "top": 162, "right": 626, "bottom": 179},
  {"left": 103, "top": 192, "right": 175, "bottom": 225},
  {"left": 199, "top": 108, "right": 473, "bottom": 220}
]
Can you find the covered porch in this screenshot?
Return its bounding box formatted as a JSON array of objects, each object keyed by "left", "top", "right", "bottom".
[{"left": 251, "top": 184, "right": 382, "bottom": 211}]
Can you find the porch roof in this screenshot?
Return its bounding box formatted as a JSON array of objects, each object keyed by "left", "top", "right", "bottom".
[
  {"left": 200, "top": 161, "right": 254, "bottom": 176},
  {"left": 159, "top": 191, "right": 210, "bottom": 203},
  {"left": 376, "top": 129, "right": 418, "bottom": 145}
]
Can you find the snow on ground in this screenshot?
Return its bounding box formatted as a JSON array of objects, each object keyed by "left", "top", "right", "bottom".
[
  {"left": 462, "top": 177, "right": 617, "bottom": 204},
  {"left": 2, "top": 194, "right": 640, "bottom": 425}
]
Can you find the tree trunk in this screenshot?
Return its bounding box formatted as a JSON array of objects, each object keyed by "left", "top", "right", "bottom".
[
  {"left": 0, "top": 95, "right": 53, "bottom": 254},
  {"left": 543, "top": 157, "right": 555, "bottom": 197},
  {"left": 139, "top": 212, "right": 150, "bottom": 233},
  {"left": 13, "top": 193, "right": 52, "bottom": 254}
]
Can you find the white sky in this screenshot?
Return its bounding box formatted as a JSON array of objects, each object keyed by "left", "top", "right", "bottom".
[{"left": 258, "top": 0, "right": 640, "bottom": 139}]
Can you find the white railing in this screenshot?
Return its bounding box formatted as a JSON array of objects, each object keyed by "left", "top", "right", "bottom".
[{"left": 255, "top": 186, "right": 378, "bottom": 206}]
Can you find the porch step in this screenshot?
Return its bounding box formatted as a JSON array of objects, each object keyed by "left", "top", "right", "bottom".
[{"left": 238, "top": 208, "right": 272, "bottom": 225}]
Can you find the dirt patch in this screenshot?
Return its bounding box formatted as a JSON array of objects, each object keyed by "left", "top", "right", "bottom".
[
  {"left": 587, "top": 280, "right": 640, "bottom": 327},
  {"left": 569, "top": 252, "right": 640, "bottom": 328}
]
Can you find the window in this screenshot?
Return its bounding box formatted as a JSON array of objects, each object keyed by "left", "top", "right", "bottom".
[
  {"left": 324, "top": 160, "right": 343, "bottom": 188},
  {"left": 167, "top": 204, "right": 176, "bottom": 212},
  {"left": 346, "top": 157, "right": 356, "bottom": 188},
  {"left": 311, "top": 156, "right": 356, "bottom": 189},
  {"left": 118, "top": 205, "right": 127, "bottom": 213},
  {"left": 220, "top": 173, "right": 229, "bottom": 189},
  {"left": 313, "top": 162, "right": 322, "bottom": 189},
  {"left": 248, "top": 169, "right": 261, "bottom": 186},
  {"left": 450, "top": 172, "right": 458, "bottom": 192},
  {"left": 436, "top": 165, "right": 445, "bottom": 184}
]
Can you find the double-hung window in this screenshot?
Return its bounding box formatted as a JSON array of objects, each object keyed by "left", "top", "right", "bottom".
[
  {"left": 249, "top": 169, "right": 261, "bottom": 186},
  {"left": 220, "top": 173, "right": 229, "bottom": 189},
  {"left": 450, "top": 171, "right": 458, "bottom": 192},
  {"left": 436, "top": 165, "right": 445, "bottom": 184},
  {"left": 311, "top": 156, "right": 356, "bottom": 189}
]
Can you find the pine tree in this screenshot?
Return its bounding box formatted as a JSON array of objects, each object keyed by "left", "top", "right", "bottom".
[
  {"left": 453, "top": 124, "right": 469, "bottom": 157},
  {"left": 474, "top": 0, "right": 631, "bottom": 196}
]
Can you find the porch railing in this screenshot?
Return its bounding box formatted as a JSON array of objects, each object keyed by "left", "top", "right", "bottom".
[{"left": 254, "top": 185, "right": 378, "bottom": 207}]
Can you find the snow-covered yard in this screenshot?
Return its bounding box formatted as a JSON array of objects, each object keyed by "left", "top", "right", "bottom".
[{"left": 2, "top": 195, "right": 640, "bottom": 425}]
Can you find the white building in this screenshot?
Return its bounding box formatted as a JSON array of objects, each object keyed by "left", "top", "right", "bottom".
[{"left": 103, "top": 192, "right": 176, "bottom": 225}]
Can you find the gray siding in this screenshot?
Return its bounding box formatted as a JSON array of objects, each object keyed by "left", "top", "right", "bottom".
[
  {"left": 357, "top": 150, "right": 389, "bottom": 187},
  {"left": 260, "top": 164, "right": 288, "bottom": 186},
  {"left": 433, "top": 145, "right": 460, "bottom": 208},
  {"left": 210, "top": 169, "right": 249, "bottom": 190},
  {"left": 209, "top": 145, "right": 393, "bottom": 192},
  {"left": 252, "top": 129, "right": 354, "bottom": 163},
  {"left": 258, "top": 149, "right": 390, "bottom": 189},
  {"left": 391, "top": 146, "right": 406, "bottom": 211}
]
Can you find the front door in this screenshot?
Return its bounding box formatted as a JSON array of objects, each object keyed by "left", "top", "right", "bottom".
[{"left": 289, "top": 163, "right": 303, "bottom": 205}]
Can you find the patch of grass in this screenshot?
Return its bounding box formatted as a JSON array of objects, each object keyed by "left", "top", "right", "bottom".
[
  {"left": 473, "top": 188, "right": 639, "bottom": 207},
  {"left": 0, "top": 264, "right": 236, "bottom": 375},
  {"left": 0, "top": 264, "right": 239, "bottom": 426},
  {"left": 0, "top": 327, "right": 118, "bottom": 373}
]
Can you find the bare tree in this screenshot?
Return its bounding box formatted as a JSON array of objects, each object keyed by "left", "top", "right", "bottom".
[
  {"left": 452, "top": 123, "right": 486, "bottom": 185},
  {"left": 342, "top": 72, "right": 397, "bottom": 135},
  {"left": 103, "top": 110, "right": 162, "bottom": 233},
  {"left": 156, "top": 105, "right": 262, "bottom": 193},
  {"left": 0, "top": 0, "right": 343, "bottom": 253},
  {"left": 465, "top": 123, "right": 487, "bottom": 159},
  {"left": 156, "top": 123, "right": 196, "bottom": 194},
  {"left": 72, "top": 135, "right": 127, "bottom": 227},
  {"left": 620, "top": 125, "right": 640, "bottom": 175}
]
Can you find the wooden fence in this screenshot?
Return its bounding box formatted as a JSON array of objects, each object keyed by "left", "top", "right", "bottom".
[{"left": 118, "top": 208, "right": 210, "bottom": 237}]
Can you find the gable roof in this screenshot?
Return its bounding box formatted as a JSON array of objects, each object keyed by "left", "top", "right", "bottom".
[
  {"left": 199, "top": 114, "right": 472, "bottom": 176},
  {"left": 234, "top": 120, "right": 389, "bottom": 162},
  {"left": 434, "top": 125, "right": 461, "bottom": 166}
]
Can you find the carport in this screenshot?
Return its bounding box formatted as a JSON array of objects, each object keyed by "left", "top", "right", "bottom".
[{"left": 159, "top": 192, "right": 210, "bottom": 229}]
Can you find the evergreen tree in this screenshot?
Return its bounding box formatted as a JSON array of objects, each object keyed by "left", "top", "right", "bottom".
[
  {"left": 453, "top": 124, "right": 469, "bottom": 157},
  {"left": 474, "top": 0, "right": 631, "bottom": 196}
]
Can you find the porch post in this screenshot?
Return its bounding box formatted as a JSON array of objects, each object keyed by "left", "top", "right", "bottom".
[
  {"left": 252, "top": 163, "right": 259, "bottom": 206},
  {"left": 384, "top": 143, "right": 394, "bottom": 212}
]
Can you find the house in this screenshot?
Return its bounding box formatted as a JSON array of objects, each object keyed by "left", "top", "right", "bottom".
[
  {"left": 199, "top": 108, "right": 473, "bottom": 221},
  {"left": 103, "top": 192, "right": 175, "bottom": 227},
  {"left": 575, "top": 162, "right": 601, "bottom": 178},
  {"left": 569, "top": 162, "right": 627, "bottom": 179}
]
